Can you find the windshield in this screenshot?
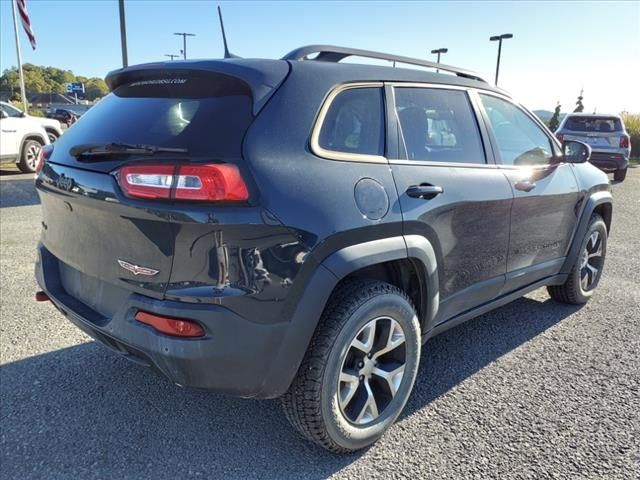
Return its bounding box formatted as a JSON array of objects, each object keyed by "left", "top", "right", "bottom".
[
  {"left": 53, "top": 72, "right": 254, "bottom": 160},
  {"left": 565, "top": 116, "right": 622, "bottom": 133},
  {"left": 0, "top": 103, "right": 23, "bottom": 117}
]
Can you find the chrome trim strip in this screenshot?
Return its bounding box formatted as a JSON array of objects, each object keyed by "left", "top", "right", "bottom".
[
  {"left": 389, "top": 82, "right": 510, "bottom": 97},
  {"left": 310, "top": 82, "right": 387, "bottom": 164}
]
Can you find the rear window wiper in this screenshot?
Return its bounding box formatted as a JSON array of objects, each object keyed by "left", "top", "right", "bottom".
[{"left": 70, "top": 143, "right": 188, "bottom": 159}]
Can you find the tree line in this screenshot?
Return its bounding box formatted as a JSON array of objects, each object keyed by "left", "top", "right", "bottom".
[
  {"left": 548, "top": 90, "right": 585, "bottom": 131},
  {"left": 0, "top": 64, "right": 109, "bottom": 102}
]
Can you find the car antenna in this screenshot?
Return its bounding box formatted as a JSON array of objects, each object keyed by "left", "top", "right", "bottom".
[{"left": 217, "top": 6, "right": 239, "bottom": 59}]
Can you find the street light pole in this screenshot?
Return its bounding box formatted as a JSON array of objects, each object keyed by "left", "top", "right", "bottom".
[
  {"left": 430, "top": 48, "right": 448, "bottom": 73},
  {"left": 489, "top": 33, "right": 513, "bottom": 86},
  {"left": 430, "top": 48, "right": 448, "bottom": 64},
  {"left": 174, "top": 32, "right": 195, "bottom": 60}
]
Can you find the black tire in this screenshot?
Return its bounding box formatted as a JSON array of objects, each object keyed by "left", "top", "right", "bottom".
[
  {"left": 45, "top": 129, "right": 59, "bottom": 143},
  {"left": 547, "top": 214, "right": 607, "bottom": 304},
  {"left": 17, "top": 138, "right": 43, "bottom": 173},
  {"left": 614, "top": 167, "right": 627, "bottom": 182},
  {"left": 281, "top": 279, "right": 421, "bottom": 453}
]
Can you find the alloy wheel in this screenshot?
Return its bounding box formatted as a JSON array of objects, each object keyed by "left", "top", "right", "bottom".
[
  {"left": 337, "top": 316, "right": 407, "bottom": 425},
  {"left": 580, "top": 230, "right": 604, "bottom": 291},
  {"left": 25, "top": 143, "right": 41, "bottom": 170}
]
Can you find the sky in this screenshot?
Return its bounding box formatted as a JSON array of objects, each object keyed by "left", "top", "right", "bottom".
[{"left": 1, "top": 0, "right": 639, "bottom": 113}]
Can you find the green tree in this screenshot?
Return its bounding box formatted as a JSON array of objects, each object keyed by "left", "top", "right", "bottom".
[
  {"left": 84, "top": 78, "right": 109, "bottom": 100},
  {"left": 0, "top": 68, "right": 20, "bottom": 100},
  {"left": 0, "top": 64, "right": 109, "bottom": 101},
  {"left": 574, "top": 89, "right": 584, "bottom": 113},
  {"left": 549, "top": 102, "right": 562, "bottom": 131}
]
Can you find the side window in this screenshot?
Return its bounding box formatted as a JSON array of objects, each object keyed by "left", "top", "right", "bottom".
[
  {"left": 394, "top": 88, "right": 485, "bottom": 164},
  {"left": 479, "top": 94, "right": 553, "bottom": 166},
  {"left": 317, "top": 87, "right": 384, "bottom": 157}
]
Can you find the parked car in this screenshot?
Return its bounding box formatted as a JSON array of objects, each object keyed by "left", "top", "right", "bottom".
[
  {"left": 45, "top": 108, "right": 79, "bottom": 127},
  {"left": 34, "top": 45, "right": 612, "bottom": 452},
  {"left": 0, "top": 107, "right": 50, "bottom": 172},
  {"left": 555, "top": 113, "right": 631, "bottom": 181},
  {"left": 0, "top": 101, "right": 63, "bottom": 143}
]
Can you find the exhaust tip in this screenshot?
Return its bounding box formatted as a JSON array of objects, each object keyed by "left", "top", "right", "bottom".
[{"left": 35, "top": 291, "right": 50, "bottom": 302}]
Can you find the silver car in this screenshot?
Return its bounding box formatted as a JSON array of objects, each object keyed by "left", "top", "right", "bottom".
[{"left": 555, "top": 113, "right": 631, "bottom": 181}]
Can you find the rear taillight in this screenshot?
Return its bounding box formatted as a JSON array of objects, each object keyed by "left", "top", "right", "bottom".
[
  {"left": 119, "top": 164, "right": 175, "bottom": 199},
  {"left": 135, "top": 311, "right": 205, "bottom": 338},
  {"left": 620, "top": 135, "right": 630, "bottom": 148},
  {"left": 117, "top": 163, "right": 248, "bottom": 202},
  {"left": 36, "top": 145, "right": 53, "bottom": 173},
  {"left": 555, "top": 133, "right": 564, "bottom": 143},
  {"left": 174, "top": 164, "right": 248, "bottom": 201}
]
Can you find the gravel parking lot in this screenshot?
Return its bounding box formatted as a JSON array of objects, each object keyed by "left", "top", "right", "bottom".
[{"left": 1, "top": 166, "right": 638, "bottom": 479}]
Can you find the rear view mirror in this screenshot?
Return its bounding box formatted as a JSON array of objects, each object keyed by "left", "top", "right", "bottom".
[{"left": 563, "top": 140, "right": 591, "bottom": 164}]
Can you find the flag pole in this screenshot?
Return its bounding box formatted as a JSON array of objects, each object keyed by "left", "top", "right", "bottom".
[{"left": 11, "top": 0, "right": 28, "bottom": 114}]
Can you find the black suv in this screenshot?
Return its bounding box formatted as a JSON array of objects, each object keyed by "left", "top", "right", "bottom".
[{"left": 34, "top": 46, "right": 612, "bottom": 452}]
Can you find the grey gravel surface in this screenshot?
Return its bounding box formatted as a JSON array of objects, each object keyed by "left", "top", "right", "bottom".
[{"left": 1, "top": 166, "right": 639, "bottom": 479}]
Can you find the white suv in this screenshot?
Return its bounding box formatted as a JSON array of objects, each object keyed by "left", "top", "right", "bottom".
[
  {"left": 0, "top": 106, "right": 50, "bottom": 173},
  {"left": 0, "top": 101, "right": 63, "bottom": 143}
]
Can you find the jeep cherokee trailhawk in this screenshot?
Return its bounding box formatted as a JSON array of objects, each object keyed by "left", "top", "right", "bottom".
[{"left": 34, "top": 46, "right": 612, "bottom": 452}]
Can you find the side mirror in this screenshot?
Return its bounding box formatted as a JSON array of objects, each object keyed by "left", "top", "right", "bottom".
[
  {"left": 0, "top": 110, "right": 7, "bottom": 119},
  {"left": 563, "top": 140, "right": 591, "bottom": 164}
]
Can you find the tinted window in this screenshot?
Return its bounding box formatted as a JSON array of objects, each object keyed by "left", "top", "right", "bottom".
[
  {"left": 0, "top": 103, "right": 22, "bottom": 117},
  {"left": 394, "top": 88, "right": 485, "bottom": 164},
  {"left": 53, "top": 72, "right": 254, "bottom": 159},
  {"left": 565, "top": 116, "right": 622, "bottom": 132},
  {"left": 480, "top": 94, "right": 553, "bottom": 166},
  {"left": 318, "top": 87, "right": 384, "bottom": 156}
]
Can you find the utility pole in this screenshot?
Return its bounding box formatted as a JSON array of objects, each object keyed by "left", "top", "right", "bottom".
[
  {"left": 165, "top": 54, "right": 180, "bottom": 61},
  {"left": 489, "top": 33, "right": 513, "bottom": 86},
  {"left": 174, "top": 32, "right": 195, "bottom": 60},
  {"left": 119, "top": 0, "right": 128, "bottom": 67},
  {"left": 10, "top": 0, "right": 28, "bottom": 113}
]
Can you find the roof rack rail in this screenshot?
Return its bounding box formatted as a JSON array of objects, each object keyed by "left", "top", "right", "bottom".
[{"left": 282, "top": 45, "right": 489, "bottom": 84}]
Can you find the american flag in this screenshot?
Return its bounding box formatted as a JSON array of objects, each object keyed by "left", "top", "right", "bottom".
[{"left": 16, "top": 0, "right": 36, "bottom": 50}]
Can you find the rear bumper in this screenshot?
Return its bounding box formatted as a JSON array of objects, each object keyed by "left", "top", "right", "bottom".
[
  {"left": 35, "top": 245, "right": 290, "bottom": 398},
  {"left": 589, "top": 152, "right": 629, "bottom": 172}
]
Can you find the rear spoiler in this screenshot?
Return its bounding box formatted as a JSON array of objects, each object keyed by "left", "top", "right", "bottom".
[{"left": 105, "top": 59, "right": 290, "bottom": 116}]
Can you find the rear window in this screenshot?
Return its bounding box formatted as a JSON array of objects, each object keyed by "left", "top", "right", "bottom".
[
  {"left": 564, "top": 116, "right": 622, "bottom": 133},
  {"left": 53, "top": 72, "right": 254, "bottom": 159}
]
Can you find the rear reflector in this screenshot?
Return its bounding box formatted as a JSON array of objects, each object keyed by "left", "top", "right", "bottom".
[
  {"left": 118, "top": 163, "right": 248, "bottom": 202},
  {"left": 35, "top": 291, "right": 50, "bottom": 302},
  {"left": 135, "top": 311, "right": 205, "bottom": 338},
  {"left": 620, "top": 135, "right": 630, "bottom": 148},
  {"left": 36, "top": 145, "right": 54, "bottom": 173}
]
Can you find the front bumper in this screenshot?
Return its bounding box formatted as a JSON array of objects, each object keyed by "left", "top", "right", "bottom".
[{"left": 35, "top": 245, "right": 289, "bottom": 398}]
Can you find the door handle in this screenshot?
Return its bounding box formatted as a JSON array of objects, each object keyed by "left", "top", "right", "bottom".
[
  {"left": 406, "top": 184, "right": 444, "bottom": 199},
  {"left": 514, "top": 180, "right": 536, "bottom": 192}
]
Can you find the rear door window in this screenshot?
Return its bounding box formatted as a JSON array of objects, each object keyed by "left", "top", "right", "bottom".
[
  {"left": 393, "top": 88, "right": 485, "bottom": 164},
  {"left": 316, "top": 87, "right": 385, "bottom": 158},
  {"left": 564, "top": 116, "right": 622, "bottom": 132}
]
